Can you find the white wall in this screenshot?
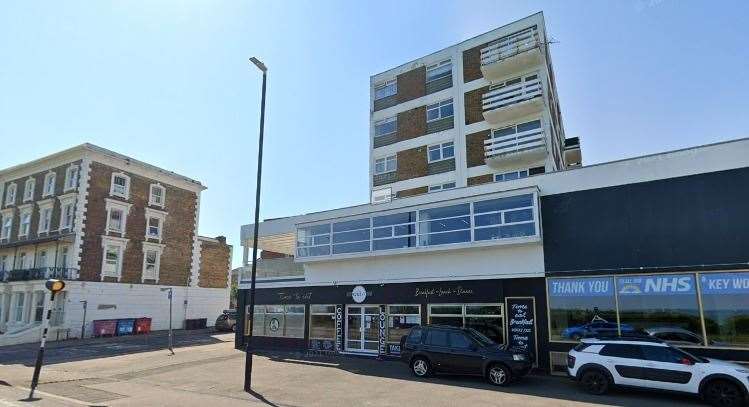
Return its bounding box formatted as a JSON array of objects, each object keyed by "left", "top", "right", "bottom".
[{"left": 63, "top": 282, "right": 228, "bottom": 337}]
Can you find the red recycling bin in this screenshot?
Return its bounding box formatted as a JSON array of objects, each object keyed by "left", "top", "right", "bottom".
[
  {"left": 134, "top": 317, "right": 152, "bottom": 334},
  {"left": 93, "top": 319, "right": 117, "bottom": 337}
]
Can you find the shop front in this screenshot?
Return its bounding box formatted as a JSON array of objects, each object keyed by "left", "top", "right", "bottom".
[{"left": 238, "top": 277, "right": 548, "bottom": 368}]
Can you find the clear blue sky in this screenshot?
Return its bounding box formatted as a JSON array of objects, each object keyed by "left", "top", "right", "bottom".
[{"left": 1, "top": 1, "right": 748, "bottom": 268}]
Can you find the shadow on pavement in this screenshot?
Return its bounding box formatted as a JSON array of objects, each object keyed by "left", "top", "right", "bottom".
[
  {"left": 255, "top": 350, "right": 705, "bottom": 407},
  {"left": 0, "top": 329, "right": 233, "bottom": 367}
]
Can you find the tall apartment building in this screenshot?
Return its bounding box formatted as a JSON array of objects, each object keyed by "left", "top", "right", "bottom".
[
  {"left": 236, "top": 13, "right": 749, "bottom": 371},
  {"left": 0, "top": 144, "right": 232, "bottom": 345},
  {"left": 369, "top": 13, "right": 580, "bottom": 201}
]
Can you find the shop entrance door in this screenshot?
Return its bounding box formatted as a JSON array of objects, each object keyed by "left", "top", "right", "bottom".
[{"left": 345, "top": 305, "right": 380, "bottom": 353}]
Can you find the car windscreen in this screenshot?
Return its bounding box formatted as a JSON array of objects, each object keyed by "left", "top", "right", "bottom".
[{"left": 467, "top": 328, "right": 495, "bottom": 346}]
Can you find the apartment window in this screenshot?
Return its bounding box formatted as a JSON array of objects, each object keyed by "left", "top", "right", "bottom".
[
  {"left": 494, "top": 169, "right": 529, "bottom": 182},
  {"left": 0, "top": 255, "right": 7, "bottom": 272},
  {"left": 145, "top": 207, "right": 167, "bottom": 241},
  {"left": 374, "top": 116, "right": 397, "bottom": 138},
  {"left": 4, "top": 183, "right": 17, "bottom": 206},
  {"left": 101, "top": 237, "right": 127, "bottom": 280},
  {"left": 110, "top": 173, "right": 130, "bottom": 199},
  {"left": 38, "top": 205, "right": 53, "bottom": 234},
  {"left": 19, "top": 208, "right": 32, "bottom": 237},
  {"left": 332, "top": 218, "right": 371, "bottom": 255},
  {"left": 37, "top": 250, "right": 47, "bottom": 268},
  {"left": 418, "top": 203, "right": 471, "bottom": 246},
  {"left": 23, "top": 178, "right": 35, "bottom": 202},
  {"left": 16, "top": 252, "right": 27, "bottom": 269},
  {"left": 372, "top": 211, "right": 417, "bottom": 251},
  {"left": 108, "top": 209, "right": 125, "bottom": 233},
  {"left": 149, "top": 184, "right": 166, "bottom": 207},
  {"left": 492, "top": 119, "right": 543, "bottom": 141},
  {"left": 61, "top": 202, "right": 75, "bottom": 230},
  {"left": 13, "top": 293, "right": 25, "bottom": 322},
  {"left": 426, "top": 59, "right": 451, "bottom": 83},
  {"left": 426, "top": 99, "right": 454, "bottom": 122},
  {"left": 148, "top": 217, "right": 161, "bottom": 238},
  {"left": 473, "top": 193, "right": 535, "bottom": 241},
  {"left": 58, "top": 246, "right": 69, "bottom": 268},
  {"left": 64, "top": 165, "right": 79, "bottom": 191},
  {"left": 141, "top": 242, "right": 164, "bottom": 282},
  {"left": 0, "top": 211, "right": 12, "bottom": 239},
  {"left": 296, "top": 223, "right": 331, "bottom": 257},
  {"left": 34, "top": 291, "right": 45, "bottom": 322},
  {"left": 43, "top": 172, "right": 56, "bottom": 196},
  {"left": 427, "top": 142, "right": 454, "bottom": 163},
  {"left": 374, "top": 155, "right": 397, "bottom": 175},
  {"left": 374, "top": 79, "right": 397, "bottom": 100},
  {"left": 428, "top": 182, "right": 456, "bottom": 193}
]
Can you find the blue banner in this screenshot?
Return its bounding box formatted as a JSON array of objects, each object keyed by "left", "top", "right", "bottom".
[
  {"left": 548, "top": 277, "right": 613, "bottom": 297},
  {"left": 700, "top": 272, "right": 749, "bottom": 295},
  {"left": 617, "top": 274, "right": 695, "bottom": 296}
]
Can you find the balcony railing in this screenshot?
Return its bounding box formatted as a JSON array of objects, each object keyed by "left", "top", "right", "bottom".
[
  {"left": 484, "top": 127, "right": 546, "bottom": 167},
  {"left": 481, "top": 27, "right": 540, "bottom": 67},
  {"left": 483, "top": 78, "right": 542, "bottom": 113},
  {"left": 1, "top": 267, "right": 78, "bottom": 282}
]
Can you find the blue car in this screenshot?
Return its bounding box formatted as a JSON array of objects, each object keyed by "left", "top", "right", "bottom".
[{"left": 561, "top": 322, "right": 635, "bottom": 340}]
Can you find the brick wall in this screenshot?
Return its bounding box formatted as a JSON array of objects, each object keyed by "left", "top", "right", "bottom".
[
  {"left": 0, "top": 160, "right": 81, "bottom": 245},
  {"left": 396, "top": 106, "right": 427, "bottom": 142},
  {"left": 80, "top": 162, "right": 197, "bottom": 285},
  {"left": 466, "top": 130, "right": 490, "bottom": 167},
  {"left": 260, "top": 250, "right": 288, "bottom": 259},
  {"left": 396, "top": 186, "right": 428, "bottom": 199},
  {"left": 396, "top": 146, "right": 428, "bottom": 182},
  {"left": 396, "top": 66, "right": 426, "bottom": 104},
  {"left": 198, "top": 236, "right": 231, "bottom": 289},
  {"left": 468, "top": 174, "right": 493, "bottom": 186},
  {"left": 462, "top": 43, "right": 490, "bottom": 83},
  {"left": 464, "top": 85, "right": 490, "bottom": 125}
]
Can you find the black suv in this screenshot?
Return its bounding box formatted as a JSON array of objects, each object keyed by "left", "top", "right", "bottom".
[{"left": 399, "top": 325, "right": 532, "bottom": 386}]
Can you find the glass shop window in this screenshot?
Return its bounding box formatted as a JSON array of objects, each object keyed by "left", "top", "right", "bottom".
[
  {"left": 387, "top": 305, "right": 421, "bottom": 344},
  {"left": 248, "top": 304, "right": 305, "bottom": 338},
  {"left": 547, "top": 277, "right": 618, "bottom": 341},
  {"left": 310, "top": 305, "right": 336, "bottom": 340},
  {"left": 700, "top": 272, "right": 749, "bottom": 348}
]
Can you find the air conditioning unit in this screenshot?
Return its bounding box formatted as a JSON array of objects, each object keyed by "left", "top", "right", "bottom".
[{"left": 371, "top": 187, "right": 392, "bottom": 204}]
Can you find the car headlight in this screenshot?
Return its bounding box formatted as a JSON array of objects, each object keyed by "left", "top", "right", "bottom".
[{"left": 513, "top": 354, "right": 526, "bottom": 361}]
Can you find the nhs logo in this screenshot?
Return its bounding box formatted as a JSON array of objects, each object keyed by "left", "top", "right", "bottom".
[{"left": 617, "top": 275, "right": 695, "bottom": 296}]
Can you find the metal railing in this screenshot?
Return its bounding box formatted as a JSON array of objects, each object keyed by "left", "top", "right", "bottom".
[
  {"left": 482, "top": 78, "right": 542, "bottom": 113},
  {"left": 484, "top": 127, "right": 546, "bottom": 159},
  {"left": 481, "top": 27, "right": 540, "bottom": 66},
  {"left": 1, "top": 267, "right": 78, "bottom": 282}
]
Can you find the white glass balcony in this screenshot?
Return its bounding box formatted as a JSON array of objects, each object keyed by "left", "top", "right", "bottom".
[
  {"left": 482, "top": 75, "right": 543, "bottom": 125},
  {"left": 480, "top": 26, "right": 542, "bottom": 82},
  {"left": 484, "top": 123, "right": 547, "bottom": 169}
]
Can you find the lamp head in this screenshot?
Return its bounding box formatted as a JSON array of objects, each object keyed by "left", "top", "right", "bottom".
[
  {"left": 45, "top": 279, "right": 66, "bottom": 293},
  {"left": 249, "top": 57, "right": 267, "bottom": 72}
]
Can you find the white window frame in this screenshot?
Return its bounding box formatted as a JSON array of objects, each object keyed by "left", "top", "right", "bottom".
[
  {"left": 37, "top": 199, "right": 54, "bottom": 234},
  {"left": 57, "top": 193, "right": 77, "bottom": 232},
  {"left": 428, "top": 182, "right": 456, "bottom": 193},
  {"left": 374, "top": 155, "right": 397, "bottom": 175},
  {"left": 149, "top": 183, "right": 166, "bottom": 207},
  {"left": 144, "top": 207, "right": 167, "bottom": 242},
  {"left": 105, "top": 198, "right": 133, "bottom": 235},
  {"left": 426, "top": 99, "right": 454, "bottom": 123},
  {"left": 427, "top": 141, "right": 455, "bottom": 163},
  {"left": 374, "top": 116, "right": 397, "bottom": 138},
  {"left": 110, "top": 172, "right": 131, "bottom": 199},
  {"left": 141, "top": 241, "right": 165, "bottom": 283},
  {"left": 0, "top": 208, "right": 13, "bottom": 240},
  {"left": 64, "top": 165, "right": 79, "bottom": 192},
  {"left": 4, "top": 183, "right": 17, "bottom": 206},
  {"left": 23, "top": 178, "right": 35, "bottom": 202},
  {"left": 374, "top": 78, "right": 397, "bottom": 100},
  {"left": 0, "top": 254, "right": 7, "bottom": 272},
  {"left": 426, "top": 59, "right": 452, "bottom": 83},
  {"left": 100, "top": 236, "right": 129, "bottom": 281},
  {"left": 43, "top": 172, "right": 56, "bottom": 197},
  {"left": 18, "top": 204, "right": 33, "bottom": 238},
  {"left": 494, "top": 169, "right": 529, "bottom": 183},
  {"left": 37, "top": 250, "right": 48, "bottom": 268}
]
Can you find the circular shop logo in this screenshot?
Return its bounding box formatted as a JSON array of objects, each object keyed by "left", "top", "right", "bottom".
[
  {"left": 269, "top": 318, "right": 280, "bottom": 332},
  {"left": 351, "top": 285, "right": 367, "bottom": 303}
]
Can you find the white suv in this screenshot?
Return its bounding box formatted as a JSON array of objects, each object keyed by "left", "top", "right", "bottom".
[{"left": 567, "top": 337, "right": 749, "bottom": 407}]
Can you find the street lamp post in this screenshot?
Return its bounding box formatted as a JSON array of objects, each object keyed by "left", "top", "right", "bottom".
[
  {"left": 160, "top": 287, "right": 174, "bottom": 355},
  {"left": 28, "top": 279, "right": 66, "bottom": 400},
  {"left": 80, "top": 300, "right": 88, "bottom": 339},
  {"left": 244, "top": 56, "right": 267, "bottom": 393}
]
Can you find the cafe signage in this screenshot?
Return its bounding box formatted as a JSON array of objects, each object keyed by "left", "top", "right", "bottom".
[{"left": 506, "top": 297, "right": 537, "bottom": 365}]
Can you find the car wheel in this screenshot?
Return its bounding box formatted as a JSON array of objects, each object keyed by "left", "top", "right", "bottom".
[
  {"left": 411, "top": 357, "right": 431, "bottom": 378},
  {"left": 580, "top": 369, "right": 610, "bottom": 395},
  {"left": 487, "top": 364, "right": 511, "bottom": 386},
  {"left": 703, "top": 380, "right": 743, "bottom": 407}
]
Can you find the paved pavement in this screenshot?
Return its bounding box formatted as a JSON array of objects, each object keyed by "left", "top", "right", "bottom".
[{"left": 0, "top": 331, "right": 709, "bottom": 406}]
